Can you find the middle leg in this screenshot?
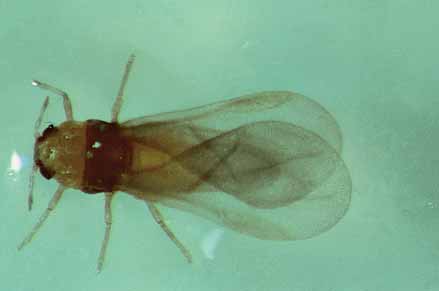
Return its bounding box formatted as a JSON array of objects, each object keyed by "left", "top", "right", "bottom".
[{"left": 97, "top": 192, "right": 114, "bottom": 273}]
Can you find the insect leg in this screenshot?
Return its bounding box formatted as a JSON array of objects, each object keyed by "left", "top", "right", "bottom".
[
  {"left": 31, "top": 80, "right": 74, "bottom": 121},
  {"left": 97, "top": 192, "right": 114, "bottom": 273},
  {"left": 146, "top": 202, "right": 192, "bottom": 263},
  {"left": 18, "top": 185, "right": 66, "bottom": 250},
  {"left": 111, "top": 54, "right": 136, "bottom": 122}
]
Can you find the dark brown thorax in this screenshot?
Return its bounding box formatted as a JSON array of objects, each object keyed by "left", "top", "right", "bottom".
[{"left": 81, "top": 120, "right": 132, "bottom": 193}]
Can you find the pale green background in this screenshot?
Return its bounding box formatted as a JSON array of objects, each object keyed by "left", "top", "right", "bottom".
[{"left": 1, "top": 1, "right": 438, "bottom": 291}]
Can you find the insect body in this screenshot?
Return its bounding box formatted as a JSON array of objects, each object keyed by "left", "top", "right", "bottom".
[
  {"left": 18, "top": 55, "right": 352, "bottom": 272},
  {"left": 35, "top": 120, "right": 132, "bottom": 193}
]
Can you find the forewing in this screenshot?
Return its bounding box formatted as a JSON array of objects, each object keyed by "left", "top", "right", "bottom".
[
  {"left": 122, "top": 91, "right": 343, "bottom": 153},
  {"left": 156, "top": 121, "right": 351, "bottom": 240}
]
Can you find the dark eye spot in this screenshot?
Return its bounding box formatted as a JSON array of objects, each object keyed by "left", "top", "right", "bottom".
[
  {"left": 36, "top": 159, "right": 55, "bottom": 180},
  {"left": 42, "top": 124, "right": 57, "bottom": 137}
]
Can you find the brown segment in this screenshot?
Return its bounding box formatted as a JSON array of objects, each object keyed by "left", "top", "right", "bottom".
[{"left": 81, "top": 120, "right": 132, "bottom": 193}]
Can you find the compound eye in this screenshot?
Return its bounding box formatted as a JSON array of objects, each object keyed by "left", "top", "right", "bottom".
[
  {"left": 42, "top": 124, "right": 56, "bottom": 136},
  {"left": 35, "top": 159, "right": 54, "bottom": 180}
]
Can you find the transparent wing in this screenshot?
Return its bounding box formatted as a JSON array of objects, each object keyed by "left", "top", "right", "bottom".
[
  {"left": 122, "top": 91, "right": 343, "bottom": 153},
  {"left": 119, "top": 91, "right": 351, "bottom": 240}
]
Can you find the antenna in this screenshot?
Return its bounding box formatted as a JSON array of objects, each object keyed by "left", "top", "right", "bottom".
[{"left": 28, "top": 96, "right": 49, "bottom": 211}]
